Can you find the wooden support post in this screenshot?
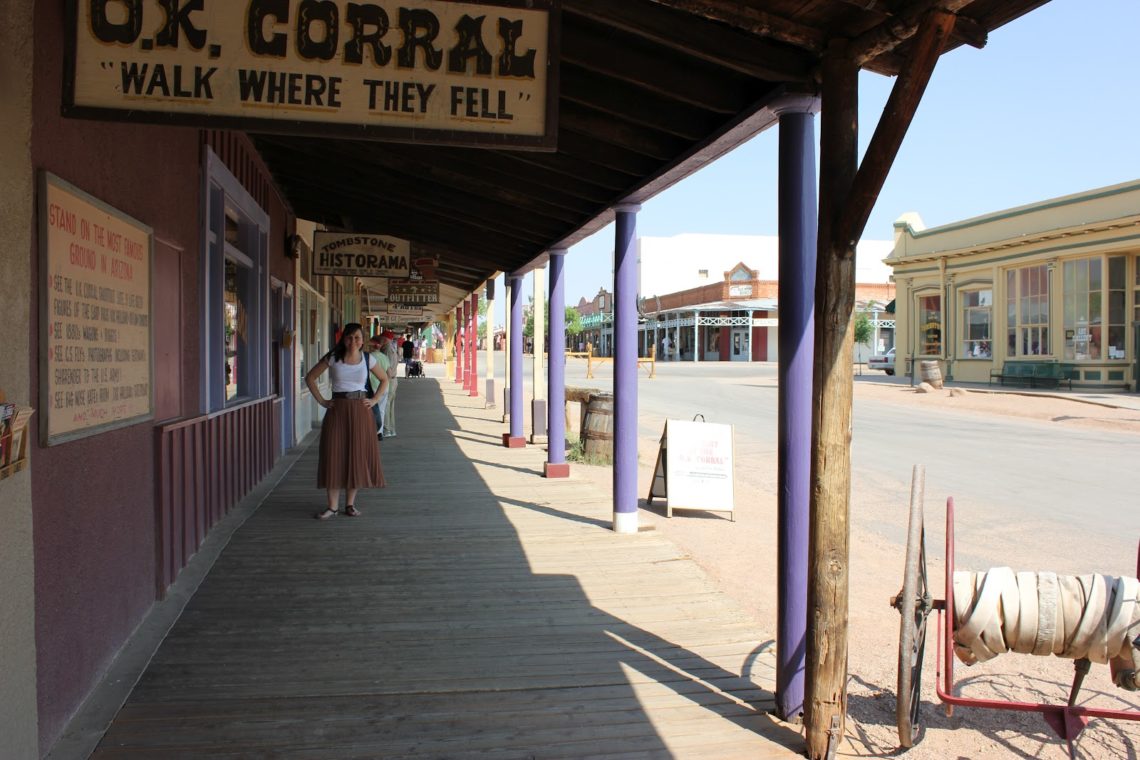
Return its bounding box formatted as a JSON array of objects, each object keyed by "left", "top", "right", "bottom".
[
  {"left": 805, "top": 39, "right": 858, "bottom": 760},
  {"left": 805, "top": 13, "right": 955, "bottom": 759},
  {"left": 838, "top": 10, "right": 958, "bottom": 247}
]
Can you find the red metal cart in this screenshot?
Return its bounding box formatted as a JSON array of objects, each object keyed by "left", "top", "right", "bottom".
[{"left": 890, "top": 466, "right": 1140, "bottom": 758}]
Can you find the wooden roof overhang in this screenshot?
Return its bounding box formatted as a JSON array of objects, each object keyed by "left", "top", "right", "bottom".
[{"left": 252, "top": 0, "right": 1052, "bottom": 319}]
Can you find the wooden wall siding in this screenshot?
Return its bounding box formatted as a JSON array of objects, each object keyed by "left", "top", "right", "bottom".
[
  {"left": 154, "top": 397, "right": 278, "bottom": 598},
  {"left": 201, "top": 131, "right": 271, "bottom": 211}
]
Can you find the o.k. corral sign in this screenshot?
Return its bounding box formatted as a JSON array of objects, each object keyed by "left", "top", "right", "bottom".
[
  {"left": 313, "top": 231, "right": 411, "bottom": 278},
  {"left": 64, "top": 0, "right": 559, "bottom": 150}
]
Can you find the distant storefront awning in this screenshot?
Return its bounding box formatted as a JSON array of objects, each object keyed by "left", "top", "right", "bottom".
[{"left": 885, "top": 299, "right": 896, "bottom": 314}]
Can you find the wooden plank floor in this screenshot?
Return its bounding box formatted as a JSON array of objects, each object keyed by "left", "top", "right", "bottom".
[{"left": 93, "top": 378, "right": 804, "bottom": 759}]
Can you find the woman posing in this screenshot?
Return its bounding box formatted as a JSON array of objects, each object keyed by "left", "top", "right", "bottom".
[{"left": 304, "top": 323, "right": 388, "bottom": 519}]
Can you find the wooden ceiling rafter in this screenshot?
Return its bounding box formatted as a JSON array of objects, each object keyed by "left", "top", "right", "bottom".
[
  {"left": 560, "top": 101, "right": 689, "bottom": 161},
  {"left": 848, "top": 0, "right": 977, "bottom": 66},
  {"left": 555, "top": 131, "right": 665, "bottom": 179},
  {"left": 316, "top": 142, "right": 590, "bottom": 229},
  {"left": 560, "top": 66, "right": 720, "bottom": 141},
  {"left": 259, "top": 148, "right": 571, "bottom": 246},
  {"left": 562, "top": 18, "right": 759, "bottom": 113},
  {"left": 563, "top": 0, "right": 815, "bottom": 82},
  {"left": 289, "top": 190, "right": 538, "bottom": 265},
  {"left": 395, "top": 143, "right": 622, "bottom": 207},
  {"left": 486, "top": 141, "right": 647, "bottom": 193},
  {"left": 260, "top": 139, "right": 588, "bottom": 224},
  {"left": 643, "top": 0, "right": 827, "bottom": 54}
]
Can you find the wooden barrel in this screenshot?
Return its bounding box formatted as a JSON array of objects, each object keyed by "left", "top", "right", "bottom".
[
  {"left": 919, "top": 360, "right": 943, "bottom": 389},
  {"left": 582, "top": 393, "right": 614, "bottom": 463}
]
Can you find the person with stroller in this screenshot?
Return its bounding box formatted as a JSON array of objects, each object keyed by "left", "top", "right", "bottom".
[
  {"left": 304, "top": 322, "right": 387, "bottom": 520},
  {"left": 402, "top": 332, "right": 416, "bottom": 377}
]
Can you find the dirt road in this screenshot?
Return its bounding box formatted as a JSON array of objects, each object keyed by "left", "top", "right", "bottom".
[{"left": 577, "top": 384, "right": 1140, "bottom": 759}]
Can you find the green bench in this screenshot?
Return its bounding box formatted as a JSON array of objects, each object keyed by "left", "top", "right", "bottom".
[{"left": 989, "top": 361, "right": 1073, "bottom": 389}]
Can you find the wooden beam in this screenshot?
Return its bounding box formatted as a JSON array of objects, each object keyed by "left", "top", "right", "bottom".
[
  {"left": 849, "top": 0, "right": 972, "bottom": 66},
  {"left": 344, "top": 142, "right": 603, "bottom": 218},
  {"left": 644, "top": 0, "right": 826, "bottom": 54},
  {"left": 838, "top": 9, "right": 957, "bottom": 247},
  {"left": 275, "top": 168, "right": 560, "bottom": 247},
  {"left": 806, "top": 15, "right": 956, "bottom": 760},
  {"left": 805, "top": 38, "right": 858, "bottom": 760},
  {"left": 489, "top": 152, "right": 627, "bottom": 195},
  {"left": 561, "top": 65, "right": 721, "bottom": 141},
  {"left": 563, "top": 0, "right": 814, "bottom": 82},
  {"left": 560, "top": 101, "right": 689, "bottom": 161},
  {"left": 284, "top": 185, "right": 538, "bottom": 259},
  {"left": 562, "top": 17, "right": 754, "bottom": 113},
  {"left": 556, "top": 131, "right": 663, "bottom": 179},
  {"left": 255, "top": 142, "right": 585, "bottom": 250},
  {"left": 278, "top": 140, "right": 590, "bottom": 227}
]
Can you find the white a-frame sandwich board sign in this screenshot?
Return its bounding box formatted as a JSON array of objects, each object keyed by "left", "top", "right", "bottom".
[{"left": 647, "top": 418, "right": 735, "bottom": 520}]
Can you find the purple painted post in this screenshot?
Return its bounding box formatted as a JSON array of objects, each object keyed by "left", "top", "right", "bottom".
[
  {"left": 455, "top": 302, "right": 465, "bottom": 384},
  {"left": 545, "top": 250, "right": 569, "bottom": 478},
  {"left": 467, "top": 298, "right": 476, "bottom": 391},
  {"left": 774, "top": 96, "right": 819, "bottom": 722},
  {"left": 504, "top": 273, "right": 526, "bottom": 447},
  {"left": 613, "top": 204, "right": 640, "bottom": 533},
  {"left": 461, "top": 301, "right": 469, "bottom": 390},
  {"left": 468, "top": 292, "right": 479, "bottom": 396}
]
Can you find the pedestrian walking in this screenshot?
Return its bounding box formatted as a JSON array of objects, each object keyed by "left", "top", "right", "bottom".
[{"left": 379, "top": 330, "right": 399, "bottom": 437}]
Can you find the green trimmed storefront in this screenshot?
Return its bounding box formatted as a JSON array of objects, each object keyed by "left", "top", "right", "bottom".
[{"left": 887, "top": 181, "right": 1140, "bottom": 391}]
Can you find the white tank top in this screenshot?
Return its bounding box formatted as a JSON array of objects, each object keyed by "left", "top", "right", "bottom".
[{"left": 329, "top": 354, "right": 369, "bottom": 393}]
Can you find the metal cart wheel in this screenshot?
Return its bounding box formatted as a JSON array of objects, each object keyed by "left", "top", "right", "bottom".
[{"left": 895, "top": 465, "right": 932, "bottom": 748}]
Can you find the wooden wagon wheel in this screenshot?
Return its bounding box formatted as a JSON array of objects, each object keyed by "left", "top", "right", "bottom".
[{"left": 894, "top": 465, "right": 933, "bottom": 748}]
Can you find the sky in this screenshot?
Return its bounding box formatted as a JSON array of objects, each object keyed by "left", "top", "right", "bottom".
[{"left": 490, "top": 0, "right": 1140, "bottom": 327}]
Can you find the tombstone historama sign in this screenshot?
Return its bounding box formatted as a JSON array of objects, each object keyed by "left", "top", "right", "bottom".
[
  {"left": 313, "top": 231, "right": 411, "bottom": 278},
  {"left": 65, "top": 0, "right": 558, "bottom": 149}
]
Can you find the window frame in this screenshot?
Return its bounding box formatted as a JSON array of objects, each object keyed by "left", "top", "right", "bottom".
[
  {"left": 1005, "top": 263, "right": 1051, "bottom": 358},
  {"left": 1062, "top": 254, "right": 1129, "bottom": 361},
  {"left": 958, "top": 285, "right": 993, "bottom": 359},
  {"left": 201, "top": 148, "right": 270, "bottom": 413},
  {"left": 914, "top": 290, "right": 942, "bottom": 357}
]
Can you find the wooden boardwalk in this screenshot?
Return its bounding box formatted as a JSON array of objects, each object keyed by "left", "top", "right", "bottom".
[{"left": 93, "top": 378, "right": 803, "bottom": 759}]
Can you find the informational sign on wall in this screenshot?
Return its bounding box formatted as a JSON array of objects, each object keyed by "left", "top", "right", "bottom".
[
  {"left": 39, "top": 172, "right": 153, "bottom": 444},
  {"left": 312, "top": 231, "right": 411, "bottom": 278},
  {"left": 647, "top": 419, "right": 735, "bottom": 520},
  {"left": 64, "top": 0, "right": 558, "bottom": 149}
]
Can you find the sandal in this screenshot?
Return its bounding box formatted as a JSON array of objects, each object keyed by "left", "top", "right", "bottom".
[
  {"left": 344, "top": 505, "right": 361, "bottom": 517},
  {"left": 314, "top": 508, "right": 339, "bottom": 520}
]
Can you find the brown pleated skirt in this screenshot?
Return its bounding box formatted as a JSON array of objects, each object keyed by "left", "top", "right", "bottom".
[{"left": 317, "top": 398, "right": 385, "bottom": 489}]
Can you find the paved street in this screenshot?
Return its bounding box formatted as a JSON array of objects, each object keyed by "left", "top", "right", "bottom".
[{"left": 479, "top": 352, "right": 1140, "bottom": 576}]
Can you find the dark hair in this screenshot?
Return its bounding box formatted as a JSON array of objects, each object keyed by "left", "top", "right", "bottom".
[{"left": 328, "top": 322, "right": 364, "bottom": 363}]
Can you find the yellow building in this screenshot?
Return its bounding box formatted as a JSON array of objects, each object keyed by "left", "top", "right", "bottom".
[{"left": 887, "top": 181, "right": 1140, "bottom": 391}]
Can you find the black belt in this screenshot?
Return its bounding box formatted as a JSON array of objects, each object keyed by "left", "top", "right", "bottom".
[{"left": 331, "top": 391, "right": 368, "bottom": 399}]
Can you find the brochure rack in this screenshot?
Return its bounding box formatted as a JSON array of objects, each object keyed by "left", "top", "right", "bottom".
[{"left": 0, "top": 389, "right": 34, "bottom": 480}]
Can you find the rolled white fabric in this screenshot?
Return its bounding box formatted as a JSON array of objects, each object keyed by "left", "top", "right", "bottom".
[
  {"left": 952, "top": 569, "right": 1140, "bottom": 684},
  {"left": 1034, "top": 571, "right": 1059, "bottom": 657},
  {"left": 1014, "top": 571, "right": 1039, "bottom": 655}
]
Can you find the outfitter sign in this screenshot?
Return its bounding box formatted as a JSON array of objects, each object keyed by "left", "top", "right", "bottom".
[
  {"left": 65, "top": 0, "right": 558, "bottom": 149},
  {"left": 388, "top": 279, "right": 439, "bottom": 304},
  {"left": 313, "top": 231, "right": 410, "bottom": 277}
]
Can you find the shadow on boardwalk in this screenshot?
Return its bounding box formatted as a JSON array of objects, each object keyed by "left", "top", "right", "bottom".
[{"left": 89, "top": 378, "right": 803, "bottom": 759}]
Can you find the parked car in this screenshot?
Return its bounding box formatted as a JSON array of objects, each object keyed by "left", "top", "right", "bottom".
[{"left": 867, "top": 347, "right": 895, "bottom": 375}]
